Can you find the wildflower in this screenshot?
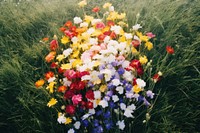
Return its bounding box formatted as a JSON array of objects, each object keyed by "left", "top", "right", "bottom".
[
  {"left": 133, "top": 85, "right": 142, "bottom": 94},
  {"left": 45, "top": 52, "right": 56, "bottom": 63},
  {"left": 65, "top": 117, "right": 72, "bottom": 124},
  {"left": 92, "top": 7, "right": 100, "bottom": 13},
  {"left": 99, "top": 99, "right": 108, "bottom": 108},
  {"left": 132, "top": 24, "right": 142, "bottom": 31},
  {"left": 47, "top": 98, "right": 58, "bottom": 107},
  {"left": 45, "top": 71, "right": 54, "bottom": 80},
  {"left": 72, "top": 94, "right": 82, "bottom": 105},
  {"left": 35, "top": 79, "right": 45, "bottom": 88},
  {"left": 78, "top": 0, "right": 87, "bottom": 7},
  {"left": 42, "top": 37, "right": 49, "bottom": 42},
  {"left": 57, "top": 114, "right": 66, "bottom": 124},
  {"left": 145, "top": 41, "right": 153, "bottom": 50},
  {"left": 139, "top": 55, "right": 148, "bottom": 64},
  {"left": 58, "top": 85, "right": 67, "bottom": 92},
  {"left": 74, "top": 17, "right": 82, "bottom": 24},
  {"left": 66, "top": 105, "right": 76, "bottom": 115},
  {"left": 166, "top": 45, "right": 174, "bottom": 54},
  {"left": 146, "top": 90, "right": 155, "bottom": 99},
  {"left": 86, "top": 90, "right": 94, "bottom": 100},
  {"left": 116, "top": 120, "right": 125, "bottom": 130},
  {"left": 67, "top": 128, "right": 74, "bottom": 133},
  {"left": 74, "top": 121, "right": 81, "bottom": 129}
]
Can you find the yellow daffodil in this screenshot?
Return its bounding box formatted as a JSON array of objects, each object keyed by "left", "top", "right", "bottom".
[
  {"left": 139, "top": 55, "right": 148, "bottom": 64},
  {"left": 131, "top": 47, "right": 139, "bottom": 54},
  {"left": 133, "top": 85, "right": 142, "bottom": 93},
  {"left": 47, "top": 98, "right": 57, "bottom": 107},
  {"left": 145, "top": 41, "right": 153, "bottom": 50},
  {"left": 61, "top": 36, "right": 70, "bottom": 44}
]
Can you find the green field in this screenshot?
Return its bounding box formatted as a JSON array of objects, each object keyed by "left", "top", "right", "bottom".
[{"left": 0, "top": 0, "right": 200, "bottom": 132}]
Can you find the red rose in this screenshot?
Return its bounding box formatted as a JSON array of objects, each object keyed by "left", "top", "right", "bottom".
[
  {"left": 66, "top": 105, "right": 76, "bottom": 115},
  {"left": 86, "top": 90, "right": 94, "bottom": 100},
  {"left": 50, "top": 40, "right": 59, "bottom": 51}
]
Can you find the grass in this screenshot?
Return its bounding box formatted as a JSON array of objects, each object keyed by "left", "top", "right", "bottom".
[{"left": 0, "top": 0, "right": 200, "bottom": 132}]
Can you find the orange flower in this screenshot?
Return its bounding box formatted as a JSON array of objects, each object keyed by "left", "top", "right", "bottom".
[
  {"left": 58, "top": 86, "right": 67, "bottom": 92},
  {"left": 166, "top": 46, "right": 174, "bottom": 54},
  {"left": 35, "top": 79, "right": 45, "bottom": 88},
  {"left": 92, "top": 7, "right": 100, "bottom": 12},
  {"left": 45, "top": 51, "right": 56, "bottom": 63},
  {"left": 45, "top": 71, "right": 54, "bottom": 80},
  {"left": 60, "top": 27, "right": 66, "bottom": 32},
  {"left": 65, "top": 21, "right": 73, "bottom": 27},
  {"left": 42, "top": 37, "right": 49, "bottom": 42}
]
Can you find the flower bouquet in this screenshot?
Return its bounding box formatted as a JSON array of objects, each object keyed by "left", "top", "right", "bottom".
[{"left": 35, "top": 1, "right": 174, "bottom": 132}]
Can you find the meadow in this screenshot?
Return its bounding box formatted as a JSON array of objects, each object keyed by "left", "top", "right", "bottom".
[{"left": 0, "top": 0, "right": 200, "bottom": 132}]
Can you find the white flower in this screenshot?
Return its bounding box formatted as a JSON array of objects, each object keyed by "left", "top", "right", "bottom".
[
  {"left": 89, "top": 109, "right": 95, "bottom": 114},
  {"left": 124, "top": 33, "right": 133, "bottom": 40},
  {"left": 81, "top": 75, "right": 91, "bottom": 81},
  {"left": 74, "top": 121, "right": 81, "bottom": 129},
  {"left": 63, "top": 78, "right": 72, "bottom": 87},
  {"left": 74, "top": 17, "right": 82, "bottom": 24},
  {"left": 89, "top": 38, "right": 98, "bottom": 45},
  {"left": 133, "top": 94, "right": 140, "bottom": 101},
  {"left": 116, "top": 120, "right": 125, "bottom": 130},
  {"left": 112, "top": 95, "right": 119, "bottom": 102},
  {"left": 116, "top": 86, "right": 124, "bottom": 94},
  {"left": 111, "top": 25, "right": 122, "bottom": 34},
  {"left": 71, "top": 37, "right": 78, "bottom": 44},
  {"left": 109, "top": 6, "right": 114, "bottom": 12},
  {"left": 146, "top": 90, "right": 155, "bottom": 99},
  {"left": 136, "top": 78, "right": 146, "bottom": 88},
  {"left": 132, "top": 24, "right": 142, "bottom": 30},
  {"left": 68, "top": 128, "right": 75, "bottom": 133},
  {"left": 91, "top": 19, "right": 102, "bottom": 25},
  {"left": 87, "top": 27, "right": 95, "bottom": 35},
  {"left": 127, "top": 104, "right": 136, "bottom": 110},
  {"left": 123, "top": 71, "right": 134, "bottom": 81},
  {"left": 80, "top": 22, "right": 88, "bottom": 27},
  {"left": 125, "top": 92, "right": 134, "bottom": 98},
  {"left": 133, "top": 35, "right": 141, "bottom": 42},
  {"left": 122, "top": 60, "right": 130, "bottom": 68},
  {"left": 94, "top": 90, "right": 101, "bottom": 99},
  {"left": 103, "top": 36, "right": 110, "bottom": 43},
  {"left": 48, "top": 77, "right": 56, "bottom": 83},
  {"left": 99, "top": 99, "right": 108, "bottom": 108},
  {"left": 124, "top": 108, "right": 134, "bottom": 118},
  {"left": 100, "top": 69, "right": 112, "bottom": 81},
  {"left": 120, "top": 103, "right": 126, "bottom": 110},
  {"left": 63, "top": 48, "right": 73, "bottom": 57},
  {"left": 57, "top": 114, "right": 66, "bottom": 124},
  {"left": 81, "top": 113, "right": 92, "bottom": 120}
]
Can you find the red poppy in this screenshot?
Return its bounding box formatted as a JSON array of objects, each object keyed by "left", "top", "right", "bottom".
[
  {"left": 92, "top": 7, "right": 100, "bottom": 12},
  {"left": 166, "top": 46, "right": 174, "bottom": 54}
]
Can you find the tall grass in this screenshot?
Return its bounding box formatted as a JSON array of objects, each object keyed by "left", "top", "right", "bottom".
[{"left": 0, "top": 0, "right": 199, "bottom": 132}]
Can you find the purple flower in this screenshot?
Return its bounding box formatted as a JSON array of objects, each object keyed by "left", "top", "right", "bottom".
[
  {"left": 107, "top": 83, "right": 114, "bottom": 89},
  {"left": 94, "top": 119, "right": 99, "bottom": 127},
  {"left": 106, "top": 91, "right": 113, "bottom": 97},
  {"left": 98, "top": 74, "right": 104, "bottom": 79},
  {"left": 117, "top": 67, "right": 125, "bottom": 75},
  {"left": 82, "top": 119, "right": 89, "bottom": 127},
  {"left": 96, "top": 110, "right": 103, "bottom": 116},
  {"left": 146, "top": 90, "right": 155, "bottom": 99},
  {"left": 104, "top": 120, "right": 113, "bottom": 130},
  {"left": 109, "top": 101, "right": 116, "bottom": 108},
  {"left": 121, "top": 80, "right": 127, "bottom": 85},
  {"left": 125, "top": 83, "right": 132, "bottom": 91},
  {"left": 111, "top": 61, "right": 118, "bottom": 67},
  {"left": 92, "top": 126, "right": 103, "bottom": 133},
  {"left": 103, "top": 111, "right": 111, "bottom": 118},
  {"left": 99, "top": 64, "right": 106, "bottom": 70},
  {"left": 143, "top": 97, "right": 151, "bottom": 107}
]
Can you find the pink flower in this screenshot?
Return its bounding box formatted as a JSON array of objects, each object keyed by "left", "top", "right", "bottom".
[
  {"left": 146, "top": 32, "right": 156, "bottom": 38},
  {"left": 72, "top": 94, "right": 82, "bottom": 105},
  {"left": 96, "top": 22, "right": 105, "bottom": 29},
  {"left": 64, "top": 69, "right": 77, "bottom": 79}
]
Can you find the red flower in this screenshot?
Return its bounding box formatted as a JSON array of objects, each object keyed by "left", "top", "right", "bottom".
[
  {"left": 131, "top": 40, "right": 140, "bottom": 48},
  {"left": 50, "top": 40, "right": 59, "bottom": 51},
  {"left": 70, "top": 26, "right": 77, "bottom": 32},
  {"left": 107, "top": 21, "right": 115, "bottom": 27},
  {"left": 66, "top": 105, "right": 76, "bottom": 115},
  {"left": 86, "top": 90, "right": 94, "bottom": 100},
  {"left": 152, "top": 73, "right": 161, "bottom": 83},
  {"left": 137, "top": 67, "right": 144, "bottom": 76},
  {"left": 64, "top": 69, "right": 77, "bottom": 80},
  {"left": 59, "top": 27, "right": 66, "bottom": 32},
  {"left": 98, "top": 34, "right": 106, "bottom": 41},
  {"left": 77, "top": 81, "right": 85, "bottom": 90},
  {"left": 92, "top": 7, "right": 100, "bottom": 12},
  {"left": 64, "top": 90, "right": 75, "bottom": 100},
  {"left": 166, "top": 46, "right": 174, "bottom": 54},
  {"left": 58, "top": 67, "right": 64, "bottom": 74},
  {"left": 45, "top": 71, "right": 54, "bottom": 80},
  {"left": 110, "top": 31, "right": 117, "bottom": 39},
  {"left": 130, "top": 59, "right": 141, "bottom": 69},
  {"left": 86, "top": 101, "right": 93, "bottom": 109},
  {"left": 132, "top": 78, "right": 137, "bottom": 86},
  {"left": 50, "top": 62, "right": 57, "bottom": 69},
  {"left": 70, "top": 82, "right": 78, "bottom": 90}
]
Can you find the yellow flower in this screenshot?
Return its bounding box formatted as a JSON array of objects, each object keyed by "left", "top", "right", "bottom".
[
  {"left": 61, "top": 63, "right": 71, "bottom": 70},
  {"left": 119, "top": 36, "right": 126, "bottom": 42},
  {"left": 100, "top": 85, "right": 107, "bottom": 92},
  {"left": 78, "top": 0, "right": 87, "bottom": 7},
  {"left": 131, "top": 47, "right": 139, "bottom": 54},
  {"left": 102, "top": 26, "right": 110, "bottom": 33},
  {"left": 103, "top": 2, "right": 112, "bottom": 8},
  {"left": 84, "top": 15, "right": 94, "bottom": 23},
  {"left": 65, "top": 117, "right": 72, "bottom": 124},
  {"left": 139, "top": 55, "right": 148, "bottom": 64},
  {"left": 71, "top": 50, "right": 80, "bottom": 58},
  {"left": 107, "top": 12, "right": 118, "bottom": 20},
  {"left": 46, "top": 82, "right": 56, "bottom": 93},
  {"left": 94, "top": 61, "right": 100, "bottom": 67},
  {"left": 137, "top": 32, "right": 149, "bottom": 42},
  {"left": 96, "top": 99, "right": 101, "bottom": 105},
  {"left": 117, "top": 13, "right": 126, "bottom": 19},
  {"left": 145, "top": 41, "right": 153, "bottom": 50},
  {"left": 56, "top": 54, "right": 65, "bottom": 62},
  {"left": 72, "top": 59, "right": 82, "bottom": 68},
  {"left": 133, "top": 85, "right": 142, "bottom": 94},
  {"left": 47, "top": 98, "right": 57, "bottom": 107},
  {"left": 91, "top": 30, "right": 102, "bottom": 37},
  {"left": 61, "top": 36, "right": 70, "bottom": 44},
  {"left": 118, "top": 21, "right": 128, "bottom": 27}
]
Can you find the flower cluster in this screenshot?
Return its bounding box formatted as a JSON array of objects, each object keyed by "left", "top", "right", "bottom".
[{"left": 35, "top": 1, "right": 174, "bottom": 133}]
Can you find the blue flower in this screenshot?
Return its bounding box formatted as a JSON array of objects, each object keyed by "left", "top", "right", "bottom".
[
  {"left": 96, "top": 110, "right": 103, "bottom": 116},
  {"left": 125, "top": 83, "right": 132, "bottom": 91},
  {"left": 117, "top": 67, "right": 125, "bottom": 75},
  {"left": 81, "top": 119, "right": 89, "bottom": 127},
  {"left": 109, "top": 101, "right": 116, "bottom": 108},
  {"left": 107, "top": 82, "right": 115, "bottom": 89},
  {"left": 92, "top": 126, "right": 103, "bottom": 133},
  {"left": 103, "top": 111, "right": 111, "bottom": 119},
  {"left": 98, "top": 74, "right": 104, "bottom": 79},
  {"left": 104, "top": 120, "right": 113, "bottom": 130},
  {"left": 111, "top": 61, "right": 118, "bottom": 67},
  {"left": 93, "top": 119, "right": 99, "bottom": 127}
]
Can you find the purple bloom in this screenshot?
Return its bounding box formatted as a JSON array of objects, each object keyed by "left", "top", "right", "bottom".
[
  {"left": 111, "top": 61, "right": 118, "bottom": 67},
  {"left": 125, "top": 83, "right": 132, "bottom": 91},
  {"left": 104, "top": 120, "right": 113, "bottom": 130},
  {"left": 92, "top": 126, "right": 103, "bottom": 133},
  {"left": 109, "top": 101, "right": 116, "bottom": 108},
  {"left": 103, "top": 111, "right": 111, "bottom": 118},
  {"left": 143, "top": 97, "right": 151, "bottom": 107},
  {"left": 96, "top": 110, "right": 103, "bottom": 116},
  {"left": 121, "top": 80, "right": 127, "bottom": 85},
  {"left": 117, "top": 67, "right": 125, "bottom": 75},
  {"left": 106, "top": 91, "right": 113, "bottom": 97},
  {"left": 119, "top": 97, "right": 123, "bottom": 103},
  {"left": 104, "top": 95, "right": 111, "bottom": 101},
  {"left": 93, "top": 119, "right": 99, "bottom": 127},
  {"left": 107, "top": 83, "right": 114, "bottom": 89},
  {"left": 146, "top": 90, "right": 155, "bottom": 99},
  {"left": 98, "top": 74, "right": 104, "bottom": 79},
  {"left": 99, "top": 64, "right": 106, "bottom": 70}
]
